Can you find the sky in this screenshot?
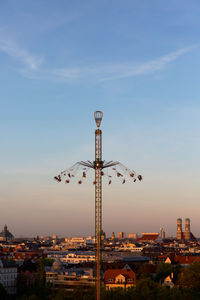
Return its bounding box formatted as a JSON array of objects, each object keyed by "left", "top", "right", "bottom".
[{"left": 0, "top": 0, "right": 200, "bottom": 238}]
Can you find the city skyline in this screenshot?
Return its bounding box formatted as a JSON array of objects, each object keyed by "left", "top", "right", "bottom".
[{"left": 1, "top": 1, "right": 200, "bottom": 237}]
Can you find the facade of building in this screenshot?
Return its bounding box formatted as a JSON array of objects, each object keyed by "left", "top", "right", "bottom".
[
  {"left": 162, "top": 273, "right": 174, "bottom": 288},
  {"left": 185, "top": 218, "right": 190, "bottom": 241},
  {"left": 118, "top": 232, "right": 125, "bottom": 239},
  {"left": 63, "top": 237, "right": 86, "bottom": 248},
  {"left": 18, "top": 260, "right": 37, "bottom": 287},
  {"left": 0, "top": 259, "right": 17, "bottom": 294},
  {"left": 176, "top": 218, "right": 196, "bottom": 241},
  {"left": 104, "top": 269, "right": 136, "bottom": 289},
  {"left": 177, "top": 218, "right": 183, "bottom": 240},
  {"left": 0, "top": 225, "right": 14, "bottom": 242},
  {"left": 112, "top": 232, "right": 115, "bottom": 240},
  {"left": 160, "top": 228, "right": 166, "bottom": 240},
  {"left": 46, "top": 262, "right": 95, "bottom": 291},
  {"left": 13, "top": 250, "right": 47, "bottom": 264},
  {"left": 128, "top": 233, "right": 137, "bottom": 239},
  {"left": 136, "top": 233, "right": 159, "bottom": 242}
]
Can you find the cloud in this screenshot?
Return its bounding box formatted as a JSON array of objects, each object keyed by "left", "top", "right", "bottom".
[
  {"left": 45, "top": 45, "right": 196, "bottom": 83},
  {"left": 0, "top": 38, "right": 42, "bottom": 70},
  {"left": 0, "top": 39, "right": 195, "bottom": 82},
  {"left": 100, "top": 46, "right": 196, "bottom": 81}
]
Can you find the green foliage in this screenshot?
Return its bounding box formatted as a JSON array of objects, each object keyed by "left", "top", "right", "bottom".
[
  {"left": 49, "top": 289, "right": 68, "bottom": 300},
  {"left": 178, "top": 262, "right": 200, "bottom": 290},
  {"left": 15, "top": 262, "right": 200, "bottom": 300},
  {"left": 0, "top": 283, "right": 9, "bottom": 300},
  {"left": 135, "top": 277, "right": 159, "bottom": 300},
  {"left": 155, "top": 263, "right": 173, "bottom": 282},
  {"left": 28, "top": 295, "right": 40, "bottom": 300},
  {"left": 36, "top": 259, "right": 46, "bottom": 287},
  {"left": 102, "top": 286, "right": 130, "bottom": 300},
  {"left": 17, "top": 273, "right": 31, "bottom": 296},
  {"left": 137, "top": 264, "right": 153, "bottom": 279},
  {"left": 43, "top": 258, "right": 55, "bottom": 267}
]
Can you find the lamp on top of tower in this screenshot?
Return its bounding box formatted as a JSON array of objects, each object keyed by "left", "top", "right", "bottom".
[{"left": 94, "top": 111, "right": 103, "bottom": 128}]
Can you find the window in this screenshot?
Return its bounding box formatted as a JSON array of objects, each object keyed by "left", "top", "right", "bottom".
[{"left": 117, "top": 279, "right": 123, "bottom": 283}]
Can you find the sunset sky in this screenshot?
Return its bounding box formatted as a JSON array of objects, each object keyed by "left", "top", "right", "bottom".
[{"left": 1, "top": 0, "right": 200, "bottom": 237}]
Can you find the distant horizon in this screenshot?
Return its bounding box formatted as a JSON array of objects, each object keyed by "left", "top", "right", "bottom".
[{"left": 2, "top": 223, "right": 199, "bottom": 240}]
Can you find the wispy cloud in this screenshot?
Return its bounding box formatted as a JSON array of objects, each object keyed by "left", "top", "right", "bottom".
[
  {"left": 0, "top": 38, "right": 42, "bottom": 70},
  {"left": 100, "top": 46, "right": 196, "bottom": 81},
  {"left": 45, "top": 45, "right": 196, "bottom": 83},
  {"left": 0, "top": 39, "right": 195, "bottom": 82}
]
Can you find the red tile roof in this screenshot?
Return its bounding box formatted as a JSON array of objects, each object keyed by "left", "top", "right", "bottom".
[
  {"left": 136, "top": 233, "right": 159, "bottom": 242},
  {"left": 175, "top": 255, "right": 200, "bottom": 264},
  {"left": 104, "top": 269, "right": 136, "bottom": 284}
]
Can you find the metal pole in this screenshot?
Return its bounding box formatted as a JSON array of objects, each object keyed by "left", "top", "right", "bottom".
[
  {"left": 95, "top": 127, "right": 102, "bottom": 300},
  {"left": 94, "top": 111, "right": 103, "bottom": 300}
]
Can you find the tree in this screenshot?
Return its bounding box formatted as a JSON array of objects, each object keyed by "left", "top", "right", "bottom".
[
  {"left": 135, "top": 277, "right": 159, "bottom": 300},
  {"left": 178, "top": 262, "right": 200, "bottom": 290},
  {"left": 17, "top": 273, "right": 30, "bottom": 296},
  {"left": 137, "top": 263, "right": 154, "bottom": 280},
  {"left": 36, "top": 259, "right": 46, "bottom": 287},
  {"left": 43, "top": 258, "right": 55, "bottom": 267},
  {"left": 155, "top": 263, "right": 173, "bottom": 283},
  {"left": 0, "top": 283, "right": 9, "bottom": 300},
  {"left": 28, "top": 295, "right": 40, "bottom": 300}
]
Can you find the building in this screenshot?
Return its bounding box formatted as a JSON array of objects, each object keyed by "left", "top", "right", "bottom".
[
  {"left": 46, "top": 262, "right": 95, "bottom": 291},
  {"left": 185, "top": 218, "right": 190, "bottom": 241},
  {"left": 177, "top": 218, "right": 183, "bottom": 240},
  {"left": 0, "top": 225, "right": 14, "bottom": 242},
  {"left": 13, "top": 250, "right": 47, "bottom": 264},
  {"left": 128, "top": 233, "right": 137, "bottom": 239},
  {"left": 174, "top": 255, "right": 200, "bottom": 266},
  {"left": 101, "top": 231, "right": 106, "bottom": 240},
  {"left": 86, "top": 236, "right": 95, "bottom": 245},
  {"left": 64, "top": 237, "right": 86, "bottom": 248},
  {"left": 104, "top": 268, "right": 136, "bottom": 289},
  {"left": 61, "top": 252, "right": 95, "bottom": 264},
  {"left": 112, "top": 232, "right": 115, "bottom": 240},
  {"left": 136, "top": 233, "right": 159, "bottom": 242},
  {"left": 0, "top": 259, "right": 17, "bottom": 294},
  {"left": 18, "top": 260, "right": 37, "bottom": 287},
  {"left": 118, "top": 232, "right": 125, "bottom": 239},
  {"left": 176, "top": 218, "right": 196, "bottom": 242},
  {"left": 160, "top": 228, "right": 166, "bottom": 240},
  {"left": 162, "top": 273, "right": 174, "bottom": 288}
]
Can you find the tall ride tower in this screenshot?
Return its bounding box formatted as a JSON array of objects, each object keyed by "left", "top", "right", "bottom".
[
  {"left": 54, "top": 111, "right": 142, "bottom": 300},
  {"left": 94, "top": 111, "right": 103, "bottom": 300}
]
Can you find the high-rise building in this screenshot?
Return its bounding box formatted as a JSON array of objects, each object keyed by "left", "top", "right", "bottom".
[
  {"left": 118, "top": 232, "right": 125, "bottom": 239},
  {"left": 185, "top": 218, "right": 190, "bottom": 241},
  {"left": 160, "top": 227, "right": 166, "bottom": 240},
  {"left": 111, "top": 232, "right": 115, "bottom": 240},
  {"left": 177, "top": 218, "right": 183, "bottom": 241},
  {"left": 101, "top": 231, "right": 106, "bottom": 240},
  {"left": 128, "top": 233, "right": 137, "bottom": 239}
]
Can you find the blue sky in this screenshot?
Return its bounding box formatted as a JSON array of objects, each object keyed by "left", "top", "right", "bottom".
[{"left": 0, "top": 0, "right": 200, "bottom": 237}]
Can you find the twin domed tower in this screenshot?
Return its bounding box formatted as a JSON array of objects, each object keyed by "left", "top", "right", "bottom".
[{"left": 177, "top": 218, "right": 196, "bottom": 241}]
